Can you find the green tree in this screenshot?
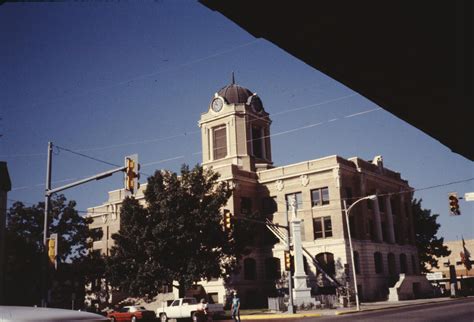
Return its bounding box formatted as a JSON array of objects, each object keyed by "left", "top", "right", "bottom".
[
  {"left": 5, "top": 195, "right": 99, "bottom": 306},
  {"left": 107, "top": 164, "right": 260, "bottom": 299},
  {"left": 412, "top": 198, "right": 451, "bottom": 273}
]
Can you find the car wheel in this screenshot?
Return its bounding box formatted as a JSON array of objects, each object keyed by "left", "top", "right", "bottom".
[
  {"left": 160, "top": 313, "right": 168, "bottom": 322},
  {"left": 131, "top": 316, "right": 137, "bottom": 322}
]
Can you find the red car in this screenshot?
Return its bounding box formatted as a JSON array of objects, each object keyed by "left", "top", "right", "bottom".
[{"left": 107, "top": 306, "right": 156, "bottom": 322}]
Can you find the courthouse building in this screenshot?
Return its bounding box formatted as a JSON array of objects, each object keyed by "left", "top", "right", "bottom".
[{"left": 88, "top": 80, "right": 421, "bottom": 307}]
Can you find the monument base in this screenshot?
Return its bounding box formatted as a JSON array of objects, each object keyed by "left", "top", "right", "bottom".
[{"left": 292, "top": 275, "right": 316, "bottom": 307}]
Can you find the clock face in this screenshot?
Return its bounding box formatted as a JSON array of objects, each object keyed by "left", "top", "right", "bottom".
[{"left": 212, "top": 98, "right": 223, "bottom": 112}]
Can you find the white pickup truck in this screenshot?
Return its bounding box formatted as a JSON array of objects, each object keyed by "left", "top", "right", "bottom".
[{"left": 157, "top": 297, "right": 224, "bottom": 321}]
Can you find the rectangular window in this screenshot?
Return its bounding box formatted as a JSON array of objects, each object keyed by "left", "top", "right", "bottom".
[
  {"left": 286, "top": 192, "right": 302, "bottom": 210},
  {"left": 241, "top": 197, "right": 252, "bottom": 215},
  {"left": 367, "top": 192, "right": 375, "bottom": 210},
  {"left": 208, "top": 292, "right": 219, "bottom": 304},
  {"left": 264, "top": 128, "right": 271, "bottom": 160},
  {"left": 311, "top": 187, "right": 329, "bottom": 207},
  {"left": 381, "top": 222, "right": 388, "bottom": 242},
  {"left": 313, "top": 216, "right": 332, "bottom": 239},
  {"left": 368, "top": 219, "right": 375, "bottom": 241},
  {"left": 91, "top": 227, "right": 103, "bottom": 242},
  {"left": 213, "top": 125, "right": 227, "bottom": 160},
  {"left": 378, "top": 197, "right": 385, "bottom": 212},
  {"left": 252, "top": 126, "right": 263, "bottom": 159}
]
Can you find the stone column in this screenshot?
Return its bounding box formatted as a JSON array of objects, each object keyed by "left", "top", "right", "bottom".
[
  {"left": 385, "top": 197, "right": 396, "bottom": 244},
  {"left": 359, "top": 174, "right": 370, "bottom": 240},
  {"left": 372, "top": 197, "right": 383, "bottom": 242}
]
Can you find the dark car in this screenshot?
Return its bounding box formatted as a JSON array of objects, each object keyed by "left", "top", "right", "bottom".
[
  {"left": 0, "top": 306, "right": 109, "bottom": 321},
  {"left": 107, "top": 306, "right": 156, "bottom": 322}
]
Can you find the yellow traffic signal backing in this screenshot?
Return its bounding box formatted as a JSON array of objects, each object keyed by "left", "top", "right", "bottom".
[
  {"left": 124, "top": 154, "right": 140, "bottom": 194},
  {"left": 224, "top": 210, "right": 233, "bottom": 232},
  {"left": 48, "top": 233, "right": 58, "bottom": 269},
  {"left": 284, "top": 250, "right": 292, "bottom": 271}
]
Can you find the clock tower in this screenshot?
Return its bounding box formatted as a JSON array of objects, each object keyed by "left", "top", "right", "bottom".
[{"left": 199, "top": 76, "right": 273, "bottom": 172}]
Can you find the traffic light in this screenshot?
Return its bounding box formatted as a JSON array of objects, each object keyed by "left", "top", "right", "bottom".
[
  {"left": 284, "top": 250, "right": 292, "bottom": 271},
  {"left": 344, "top": 263, "right": 350, "bottom": 281},
  {"left": 448, "top": 193, "right": 461, "bottom": 215},
  {"left": 124, "top": 154, "right": 140, "bottom": 194},
  {"left": 48, "top": 233, "right": 58, "bottom": 269},
  {"left": 224, "top": 210, "right": 233, "bottom": 232}
]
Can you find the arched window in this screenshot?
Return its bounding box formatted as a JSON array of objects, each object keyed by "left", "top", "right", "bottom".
[
  {"left": 264, "top": 257, "right": 281, "bottom": 280},
  {"left": 316, "top": 252, "right": 335, "bottom": 277},
  {"left": 388, "top": 253, "right": 396, "bottom": 276},
  {"left": 400, "top": 253, "right": 407, "bottom": 274},
  {"left": 353, "top": 251, "right": 360, "bottom": 275},
  {"left": 374, "top": 252, "right": 383, "bottom": 274},
  {"left": 244, "top": 258, "right": 257, "bottom": 280}
]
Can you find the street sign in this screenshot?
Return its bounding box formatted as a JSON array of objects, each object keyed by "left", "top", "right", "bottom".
[
  {"left": 465, "top": 192, "right": 474, "bottom": 201},
  {"left": 426, "top": 272, "right": 443, "bottom": 280}
]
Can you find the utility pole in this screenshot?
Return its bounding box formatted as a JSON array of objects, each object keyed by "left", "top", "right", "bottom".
[
  {"left": 40, "top": 142, "right": 138, "bottom": 307},
  {"left": 41, "top": 142, "right": 53, "bottom": 307},
  {"left": 0, "top": 162, "right": 12, "bottom": 305}
]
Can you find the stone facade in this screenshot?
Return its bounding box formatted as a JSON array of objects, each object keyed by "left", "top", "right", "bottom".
[{"left": 87, "top": 81, "right": 420, "bottom": 307}]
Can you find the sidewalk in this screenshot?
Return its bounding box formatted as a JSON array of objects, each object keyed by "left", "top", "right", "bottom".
[{"left": 227, "top": 296, "right": 470, "bottom": 320}]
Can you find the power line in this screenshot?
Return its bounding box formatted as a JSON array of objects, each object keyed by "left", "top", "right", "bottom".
[
  {"left": 7, "top": 177, "right": 473, "bottom": 216},
  {"left": 0, "top": 91, "right": 358, "bottom": 158},
  {"left": 5, "top": 39, "right": 262, "bottom": 114},
  {"left": 56, "top": 145, "right": 120, "bottom": 168},
  {"left": 5, "top": 107, "right": 386, "bottom": 192}
]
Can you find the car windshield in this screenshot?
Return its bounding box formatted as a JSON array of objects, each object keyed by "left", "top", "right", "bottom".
[
  {"left": 128, "top": 306, "right": 146, "bottom": 312},
  {"left": 183, "top": 298, "right": 197, "bottom": 304}
]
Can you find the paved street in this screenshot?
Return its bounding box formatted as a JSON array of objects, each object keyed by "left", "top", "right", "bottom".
[
  {"left": 224, "top": 297, "right": 474, "bottom": 322},
  {"left": 321, "top": 297, "right": 474, "bottom": 321}
]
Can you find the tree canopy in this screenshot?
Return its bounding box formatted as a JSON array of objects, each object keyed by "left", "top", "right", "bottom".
[
  {"left": 106, "top": 164, "right": 259, "bottom": 299},
  {"left": 5, "top": 194, "right": 98, "bottom": 306},
  {"left": 412, "top": 198, "right": 451, "bottom": 273}
]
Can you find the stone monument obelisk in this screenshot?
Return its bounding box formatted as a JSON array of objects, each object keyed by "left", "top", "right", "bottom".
[{"left": 289, "top": 196, "right": 314, "bottom": 306}]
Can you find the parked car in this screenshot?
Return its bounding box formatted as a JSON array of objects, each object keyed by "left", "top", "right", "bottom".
[
  {"left": 107, "top": 306, "right": 156, "bottom": 322},
  {"left": 156, "top": 297, "right": 224, "bottom": 322}
]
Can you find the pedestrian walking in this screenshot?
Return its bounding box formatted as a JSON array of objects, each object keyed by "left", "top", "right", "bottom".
[
  {"left": 195, "top": 298, "right": 210, "bottom": 322},
  {"left": 231, "top": 292, "right": 240, "bottom": 322}
]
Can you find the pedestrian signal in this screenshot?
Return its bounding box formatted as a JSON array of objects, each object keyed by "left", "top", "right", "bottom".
[{"left": 448, "top": 193, "right": 461, "bottom": 215}]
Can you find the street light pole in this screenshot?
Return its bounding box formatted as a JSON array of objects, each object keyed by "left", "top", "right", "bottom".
[{"left": 343, "top": 194, "right": 377, "bottom": 312}]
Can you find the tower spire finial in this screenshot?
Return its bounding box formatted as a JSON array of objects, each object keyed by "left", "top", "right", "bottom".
[{"left": 231, "top": 71, "right": 235, "bottom": 84}]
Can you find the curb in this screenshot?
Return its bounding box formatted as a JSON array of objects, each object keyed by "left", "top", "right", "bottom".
[
  {"left": 334, "top": 297, "right": 470, "bottom": 316},
  {"left": 240, "top": 313, "right": 322, "bottom": 320}
]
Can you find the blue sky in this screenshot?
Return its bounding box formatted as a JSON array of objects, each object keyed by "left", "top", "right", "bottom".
[{"left": 1, "top": 1, "right": 472, "bottom": 241}]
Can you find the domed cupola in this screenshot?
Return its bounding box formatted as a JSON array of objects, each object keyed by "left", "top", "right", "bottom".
[
  {"left": 217, "top": 83, "right": 253, "bottom": 105},
  {"left": 200, "top": 73, "right": 273, "bottom": 172},
  {"left": 212, "top": 73, "right": 266, "bottom": 115},
  {"left": 216, "top": 73, "right": 253, "bottom": 104}
]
